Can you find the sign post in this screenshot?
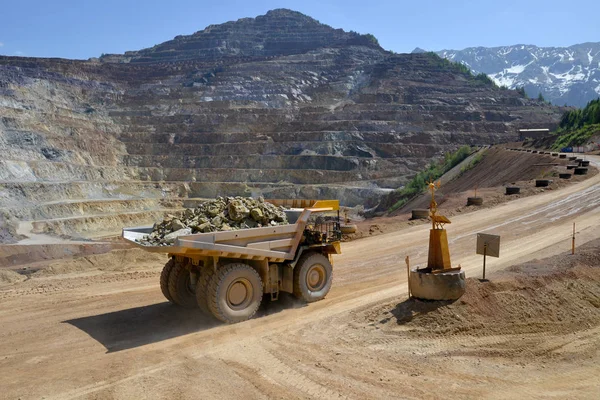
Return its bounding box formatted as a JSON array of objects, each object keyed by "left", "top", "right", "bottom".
[
  {"left": 572, "top": 222, "right": 576, "bottom": 255},
  {"left": 476, "top": 233, "right": 500, "bottom": 281},
  {"left": 483, "top": 244, "right": 487, "bottom": 280},
  {"left": 405, "top": 256, "right": 411, "bottom": 298}
]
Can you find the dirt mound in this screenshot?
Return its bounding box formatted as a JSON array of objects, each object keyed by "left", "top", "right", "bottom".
[
  {"left": 367, "top": 239, "right": 600, "bottom": 337},
  {"left": 344, "top": 147, "right": 596, "bottom": 241},
  {"left": 36, "top": 249, "right": 165, "bottom": 276},
  {"left": 439, "top": 147, "right": 565, "bottom": 193},
  {"left": 396, "top": 147, "right": 572, "bottom": 214},
  {"left": 0, "top": 269, "right": 27, "bottom": 285}
]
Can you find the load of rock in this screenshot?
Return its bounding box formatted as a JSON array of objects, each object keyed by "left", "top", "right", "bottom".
[{"left": 139, "top": 196, "right": 288, "bottom": 246}]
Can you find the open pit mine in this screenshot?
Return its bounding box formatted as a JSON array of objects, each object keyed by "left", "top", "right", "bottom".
[
  {"left": 2, "top": 8, "right": 599, "bottom": 400},
  {"left": 0, "top": 8, "right": 563, "bottom": 244}
]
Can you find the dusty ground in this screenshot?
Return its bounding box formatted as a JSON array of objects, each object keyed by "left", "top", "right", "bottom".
[{"left": 0, "top": 156, "right": 599, "bottom": 399}]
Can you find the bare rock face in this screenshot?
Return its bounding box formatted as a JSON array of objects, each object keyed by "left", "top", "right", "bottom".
[
  {"left": 108, "top": 9, "right": 380, "bottom": 63},
  {"left": 0, "top": 212, "right": 22, "bottom": 244},
  {"left": 0, "top": 9, "right": 566, "bottom": 239}
]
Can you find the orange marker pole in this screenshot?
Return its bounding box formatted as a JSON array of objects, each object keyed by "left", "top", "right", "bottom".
[{"left": 572, "top": 222, "right": 575, "bottom": 255}]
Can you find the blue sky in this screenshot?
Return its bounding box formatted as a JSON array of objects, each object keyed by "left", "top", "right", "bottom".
[{"left": 0, "top": 0, "right": 598, "bottom": 59}]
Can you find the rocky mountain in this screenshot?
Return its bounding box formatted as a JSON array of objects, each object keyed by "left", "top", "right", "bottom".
[
  {"left": 434, "top": 42, "right": 600, "bottom": 108},
  {"left": 101, "top": 9, "right": 380, "bottom": 63},
  {"left": 0, "top": 9, "right": 564, "bottom": 240}
]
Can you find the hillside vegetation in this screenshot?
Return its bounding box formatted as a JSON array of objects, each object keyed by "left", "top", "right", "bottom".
[
  {"left": 552, "top": 98, "right": 600, "bottom": 149},
  {"left": 426, "top": 53, "right": 500, "bottom": 88},
  {"left": 388, "top": 146, "right": 472, "bottom": 212}
]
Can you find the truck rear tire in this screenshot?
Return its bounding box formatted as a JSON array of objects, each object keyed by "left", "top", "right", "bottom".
[
  {"left": 160, "top": 259, "right": 176, "bottom": 303},
  {"left": 293, "top": 252, "right": 333, "bottom": 303},
  {"left": 168, "top": 260, "right": 197, "bottom": 308},
  {"left": 207, "top": 263, "right": 263, "bottom": 323},
  {"left": 196, "top": 266, "right": 216, "bottom": 315}
]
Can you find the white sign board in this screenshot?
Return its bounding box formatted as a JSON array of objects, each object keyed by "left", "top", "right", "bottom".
[{"left": 476, "top": 233, "right": 500, "bottom": 258}]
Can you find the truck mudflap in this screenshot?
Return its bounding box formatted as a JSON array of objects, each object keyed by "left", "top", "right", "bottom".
[{"left": 322, "top": 241, "right": 341, "bottom": 255}]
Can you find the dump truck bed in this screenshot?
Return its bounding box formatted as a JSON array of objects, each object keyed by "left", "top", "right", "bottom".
[
  {"left": 123, "top": 219, "right": 306, "bottom": 262},
  {"left": 127, "top": 202, "right": 345, "bottom": 261},
  {"left": 122, "top": 199, "right": 341, "bottom": 262}
]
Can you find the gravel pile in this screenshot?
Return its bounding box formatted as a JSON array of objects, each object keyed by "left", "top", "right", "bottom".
[{"left": 139, "top": 196, "right": 288, "bottom": 246}]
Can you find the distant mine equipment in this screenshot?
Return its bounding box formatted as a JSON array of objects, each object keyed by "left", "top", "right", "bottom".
[
  {"left": 408, "top": 181, "right": 465, "bottom": 301},
  {"left": 467, "top": 197, "right": 483, "bottom": 206},
  {"left": 476, "top": 233, "right": 500, "bottom": 281},
  {"left": 411, "top": 209, "right": 429, "bottom": 219},
  {"left": 562, "top": 146, "right": 587, "bottom": 153},
  {"left": 123, "top": 199, "right": 342, "bottom": 323},
  {"left": 340, "top": 210, "right": 357, "bottom": 234},
  {"left": 574, "top": 167, "right": 588, "bottom": 175},
  {"left": 535, "top": 179, "right": 552, "bottom": 187},
  {"left": 559, "top": 173, "right": 572, "bottom": 179},
  {"left": 467, "top": 186, "right": 483, "bottom": 206},
  {"left": 505, "top": 186, "right": 520, "bottom": 195},
  {"left": 518, "top": 128, "right": 550, "bottom": 141}
]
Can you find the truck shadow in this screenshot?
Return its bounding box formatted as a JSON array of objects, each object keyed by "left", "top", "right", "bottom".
[
  {"left": 64, "top": 302, "right": 219, "bottom": 353},
  {"left": 64, "top": 295, "right": 306, "bottom": 353}
]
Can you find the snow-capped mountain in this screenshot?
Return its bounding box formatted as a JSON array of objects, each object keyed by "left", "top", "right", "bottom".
[{"left": 433, "top": 42, "right": 600, "bottom": 107}]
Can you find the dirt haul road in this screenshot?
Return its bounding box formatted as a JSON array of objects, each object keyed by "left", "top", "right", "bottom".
[{"left": 1, "top": 156, "right": 599, "bottom": 399}]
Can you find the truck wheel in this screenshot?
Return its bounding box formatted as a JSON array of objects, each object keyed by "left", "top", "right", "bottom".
[
  {"left": 207, "top": 263, "right": 263, "bottom": 323},
  {"left": 293, "top": 252, "right": 333, "bottom": 303},
  {"left": 196, "top": 266, "right": 215, "bottom": 315},
  {"left": 168, "top": 260, "right": 197, "bottom": 308},
  {"left": 160, "top": 259, "right": 176, "bottom": 303}
]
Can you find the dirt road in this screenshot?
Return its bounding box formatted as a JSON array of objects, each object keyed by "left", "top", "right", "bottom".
[{"left": 1, "top": 156, "right": 599, "bottom": 399}]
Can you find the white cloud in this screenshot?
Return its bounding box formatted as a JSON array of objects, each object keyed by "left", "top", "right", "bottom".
[{"left": 14, "top": 51, "right": 24, "bottom": 56}]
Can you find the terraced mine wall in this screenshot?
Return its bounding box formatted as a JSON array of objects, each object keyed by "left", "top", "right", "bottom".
[{"left": 0, "top": 9, "right": 564, "bottom": 240}]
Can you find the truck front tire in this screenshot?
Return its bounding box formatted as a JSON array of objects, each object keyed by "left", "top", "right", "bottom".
[
  {"left": 207, "top": 263, "right": 263, "bottom": 323},
  {"left": 293, "top": 252, "right": 333, "bottom": 302}
]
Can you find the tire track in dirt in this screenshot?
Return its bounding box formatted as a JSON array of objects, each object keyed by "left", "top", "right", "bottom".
[{"left": 2, "top": 155, "right": 600, "bottom": 399}]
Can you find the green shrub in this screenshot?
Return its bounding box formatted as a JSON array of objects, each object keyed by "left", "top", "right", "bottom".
[
  {"left": 363, "top": 34, "right": 380, "bottom": 47},
  {"left": 388, "top": 145, "right": 472, "bottom": 212},
  {"left": 423, "top": 53, "right": 498, "bottom": 89},
  {"left": 459, "top": 152, "right": 483, "bottom": 176},
  {"left": 552, "top": 98, "right": 600, "bottom": 149},
  {"left": 515, "top": 86, "right": 528, "bottom": 98},
  {"left": 552, "top": 124, "right": 600, "bottom": 150},
  {"left": 559, "top": 98, "right": 600, "bottom": 130},
  {"left": 475, "top": 73, "right": 494, "bottom": 86}
]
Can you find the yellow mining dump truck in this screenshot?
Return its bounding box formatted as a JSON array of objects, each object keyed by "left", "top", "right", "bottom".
[{"left": 122, "top": 199, "right": 342, "bottom": 323}]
